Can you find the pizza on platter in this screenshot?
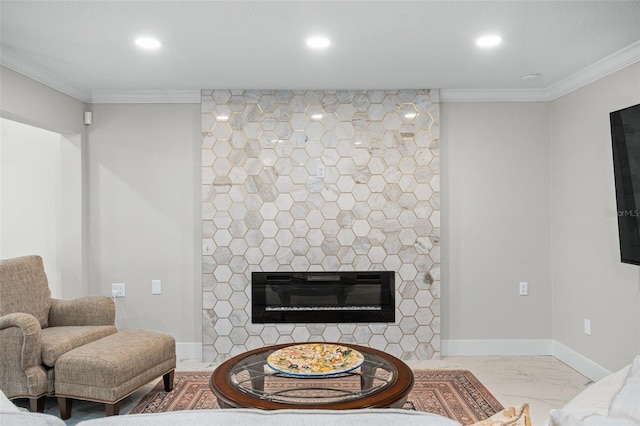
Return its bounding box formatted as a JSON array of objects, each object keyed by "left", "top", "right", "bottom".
[{"left": 267, "top": 344, "right": 364, "bottom": 377}]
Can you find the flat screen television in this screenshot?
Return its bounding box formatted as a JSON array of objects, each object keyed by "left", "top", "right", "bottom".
[{"left": 610, "top": 103, "right": 640, "bottom": 265}]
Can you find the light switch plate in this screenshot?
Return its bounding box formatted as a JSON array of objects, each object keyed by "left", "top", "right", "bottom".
[{"left": 152, "top": 279, "right": 162, "bottom": 295}]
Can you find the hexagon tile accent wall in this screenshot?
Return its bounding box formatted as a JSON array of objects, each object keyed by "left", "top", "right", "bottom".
[{"left": 202, "top": 90, "right": 440, "bottom": 362}]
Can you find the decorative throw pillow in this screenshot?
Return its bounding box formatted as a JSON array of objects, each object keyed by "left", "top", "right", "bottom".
[
  {"left": 544, "top": 364, "right": 632, "bottom": 425},
  {"left": 548, "top": 356, "right": 640, "bottom": 426},
  {"left": 609, "top": 355, "right": 640, "bottom": 424},
  {"left": 471, "top": 404, "right": 531, "bottom": 426},
  {"left": 549, "top": 409, "right": 638, "bottom": 426},
  {"left": 0, "top": 389, "right": 20, "bottom": 413}
]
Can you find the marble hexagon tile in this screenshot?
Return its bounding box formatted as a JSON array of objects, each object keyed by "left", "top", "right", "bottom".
[{"left": 202, "top": 90, "right": 440, "bottom": 362}]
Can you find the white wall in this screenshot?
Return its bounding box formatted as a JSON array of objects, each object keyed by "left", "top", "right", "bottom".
[
  {"left": 1, "top": 119, "right": 61, "bottom": 295},
  {"left": 550, "top": 63, "right": 640, "bottom": 372},
  {"left": 441, "top": 102, "right": 552, "bottom": 347},
  {"left": 0, "top": 66, "right": 86, "bottom": 298},
  {"left": 0, "top": 69, "right": 201, "bottom": 353},
  {"left": 441, "top": 67, "right": 640, "bottom": 374},
  {"left": 88, "top": 103, "right": 201, "bottom": 349}
]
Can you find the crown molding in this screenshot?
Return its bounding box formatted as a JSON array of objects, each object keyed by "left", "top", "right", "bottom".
[
  {"left": 90, "top": 90, "right": 201, "bottom": 104},
  {"left": 442, "top": 40, "right": 640, "bottom": 103},
  {"left": 544, "top": 39, "right": 640, "bottom": 101},
  {"left": 0, "top": 47, "right": 91, "bottom": 103},
  {"left": 439, "top": 88, "right": 551, "bottom": 102}
]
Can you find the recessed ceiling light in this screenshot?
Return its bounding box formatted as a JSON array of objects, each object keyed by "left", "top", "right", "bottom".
[
  {"left": 306, "top": 36, "right": 331, "bottom": 49},
  {"left": 135, "top": 37, "right": 161, "bottom": 49},
  {"left": 476, "top": 35, "right": 502, "bottom": 48}
]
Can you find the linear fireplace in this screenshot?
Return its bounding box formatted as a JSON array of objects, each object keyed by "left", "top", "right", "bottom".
[{"left": 251, "top": 271, "right": 395, "bottom": 323}]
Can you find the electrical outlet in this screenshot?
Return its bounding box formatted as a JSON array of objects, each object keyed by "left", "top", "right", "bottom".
[
  {"left": 111, "top": 283, "right": 125, "bottom": 298},
  {"left": 584, "top": 318, "right": 591, "bottom": 335},
  {"left": 519, "top": 281, "right": 528, "bottom": 296}
]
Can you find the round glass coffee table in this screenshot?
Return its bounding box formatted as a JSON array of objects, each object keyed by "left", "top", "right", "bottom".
[{"left": 209, "top": 342, "right": 414, "bottom": 410}]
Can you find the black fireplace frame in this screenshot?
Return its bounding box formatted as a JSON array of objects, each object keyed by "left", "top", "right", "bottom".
[{"left": 251, "top": 271, "right": 395, "bottom": 323}]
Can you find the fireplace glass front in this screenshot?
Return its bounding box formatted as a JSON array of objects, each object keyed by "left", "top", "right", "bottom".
[{"left": 251, "top": 271, "right": 395, "bottom": 323}]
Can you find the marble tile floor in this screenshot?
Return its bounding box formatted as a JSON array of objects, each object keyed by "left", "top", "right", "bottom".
[{"left": 14, "top": 356, "right": 592, "bottom": 426}]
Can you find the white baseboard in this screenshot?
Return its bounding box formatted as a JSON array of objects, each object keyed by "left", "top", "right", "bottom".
[
  {"left": 442, "top": 339, "right": 554, "bottom": 356},
  {"left": 551, "top": 340, "right": 612, "bottom": 382},
  {"left": 176, "top": 342, "right": 202, "bottom": 361},
  {"left": 442, "top": 339, "right": 611, "bottom": 381}
]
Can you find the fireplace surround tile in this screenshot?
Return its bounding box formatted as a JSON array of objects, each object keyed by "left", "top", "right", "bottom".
[{"left": 202, "top": 89, "right": 440, "bottom": 362}]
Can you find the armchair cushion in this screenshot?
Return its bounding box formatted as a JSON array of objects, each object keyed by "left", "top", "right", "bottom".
[
  {"left": 0, "top": 256, "right": 51, "bottom": 328},
  {"left": 49, "top": 297, "right": 115, "bottom": 327},
  {"left": 40, "top": 326, "right": 117, "bottom": 367}
]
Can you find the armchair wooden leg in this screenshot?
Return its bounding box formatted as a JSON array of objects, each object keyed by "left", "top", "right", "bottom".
[
  {"left": 57, "top": 396, "right": 72, "bottom": 420},
  {"left": 29, "top": 396, "right": 46, "bottom": 413},
  {"left": 163, "top": 369, "right": 174, "bottom": 391},
  {"left": 105, "top": 401, "right": 120, "bottom": 416}
]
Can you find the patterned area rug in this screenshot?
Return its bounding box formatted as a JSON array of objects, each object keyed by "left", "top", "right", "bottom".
[{"left": 130, "top": 370, "right": 503, "bottom": 425}]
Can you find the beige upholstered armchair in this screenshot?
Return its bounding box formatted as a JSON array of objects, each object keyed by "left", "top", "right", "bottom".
[{"left": 0, "top": 255, "right": 117, "bottom": 411}]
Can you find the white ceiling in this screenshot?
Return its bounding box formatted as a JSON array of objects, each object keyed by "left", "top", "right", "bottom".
[{"left": 1, "top": 1, "right": 639, "bottom": 103}]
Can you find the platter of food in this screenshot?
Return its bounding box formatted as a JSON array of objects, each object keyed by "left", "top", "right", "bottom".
[{"left": 266, "top": 343, "right": 364, "bottom": 377}]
